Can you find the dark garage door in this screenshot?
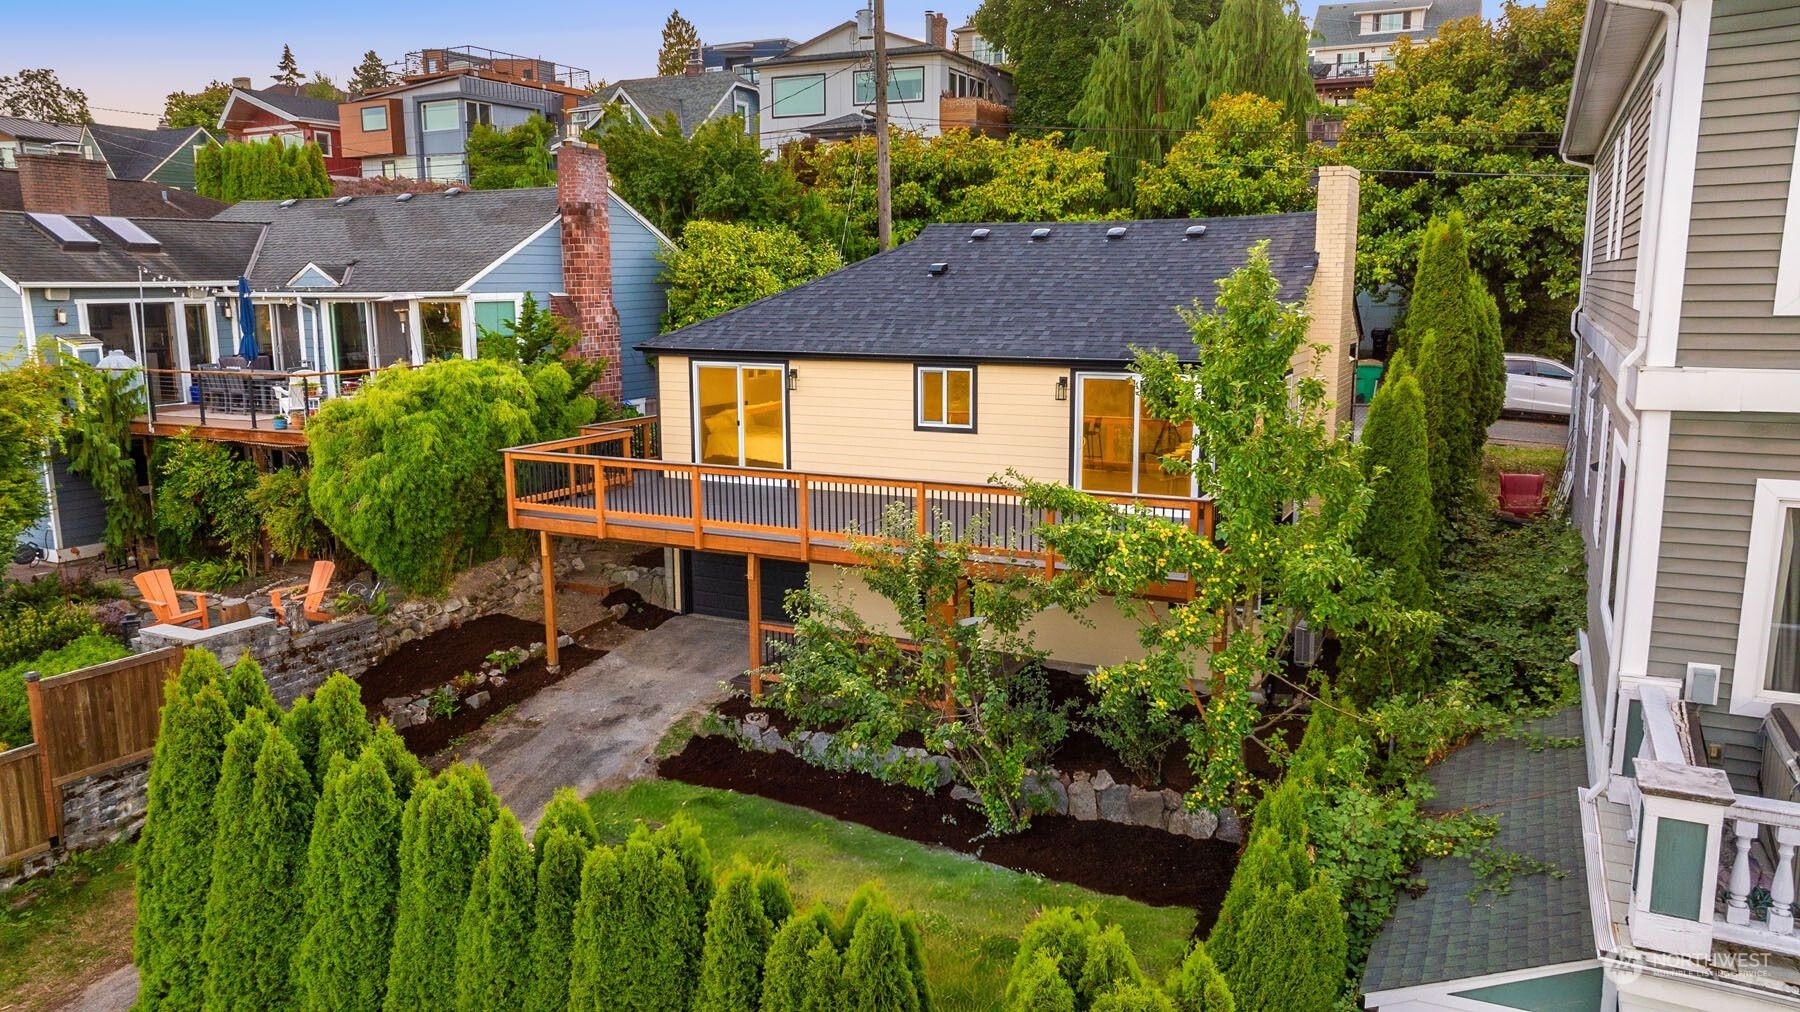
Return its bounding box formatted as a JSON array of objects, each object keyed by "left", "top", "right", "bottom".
[{"left": 684, "top": 551, "right": 809, "bottom": 621}]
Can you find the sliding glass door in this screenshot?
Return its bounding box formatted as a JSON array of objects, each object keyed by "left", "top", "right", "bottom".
[
  {"left": 1076, "top": 373, "right": 1192, "bottom": 497},
  {"left": 695, "top": 363, "right": 786, "bottom": 469}
]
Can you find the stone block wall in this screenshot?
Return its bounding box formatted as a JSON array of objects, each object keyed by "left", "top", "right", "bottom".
[{"left": 0, "top": 760, "right": 151, "bottom": 891}]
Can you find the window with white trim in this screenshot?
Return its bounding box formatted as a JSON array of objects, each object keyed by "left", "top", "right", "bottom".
[
  {"left": 1732, "top": 481, "right": 1800, "bottom": 712},
  {"left": 315, "top": 132, "right": 332, "bottom": 156},
  {"left": 916, "top": 365, "right": 974, "bottom": 430}
]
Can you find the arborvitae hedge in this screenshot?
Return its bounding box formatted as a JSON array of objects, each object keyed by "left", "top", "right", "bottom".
[
  {"left": 133, "top": 663, "right": 233, "bottom": 1011},
  {"left": 694, "top": 866, "right": 791, "bottom": 1012},
  {"left": 364, "top": 719, "right": 425, "bottom": 803},
  {"left": 566, "top": 818, "right": 714, "bottom": 1012},
  {"left": 1164, "top": 944, "right": 1233, "bottom": 1012},
  {"left": 294, "top": 749, "right": 403, "bottom": 1012},
  {"left": 221, "top": 655, "right": 276, "bottom": 718},
  {"left": 313, "top": 672, "right": 372, "bottom": 780},
  {"left": 759, "top": 907, "right": 838, "bottom": 1012},
  {"left": 281, "top": 694, "right": 320, "bottom": 780},
  {"left": 198, "top": 708, "right": 274, "bottom": 1006},
  {"left": 383, "top": 763, "right": 499, "bottom": 1012},
  {"left": 1357, "top": 371, "right": 1433, "bottom": 609},
  {"left": 1008, "top": 907, "right": 1145, "bottom": 1010},
  {"left": 842, "top": 893, "right": 922, "bottom": 1012},
  {"left": 453, "top": 809, "right": 537, "bottom": 1012},
  {"left": 533, "top": 786, "right": 598, "bottom": 848},
  {"left": 566, "top": 843, "right": 624, "bottom": 1012},
  {"left": 522, "top": 825, "right": 587, "bottom": 1012},
  {"left": 1092, "top": 983, "right": 1178, "bottom": 1012},
  {"left": 1006, "top": 951, "right": 1077, "bottom": 1012}
]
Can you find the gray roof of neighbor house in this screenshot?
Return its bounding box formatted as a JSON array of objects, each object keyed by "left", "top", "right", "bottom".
[
  {"left": 607, "top": 75, "right": 751, "bottom": 136},
  {"left": 0, "top": 168, "right": 227, "bottom": 218},
  {"left": 1310, "top": 0, "right": 1482, "bottom": 51},
  {"left": 0, "top": 117, "right": 84, "bottom": 144},
  {"left": 641, "top": 214, "right": 1320, "bottom": 363},
  {"left": 85, "top": 124, "right": 207, "bottom": 181},
  {"left": 0, "top": 211, "right": 263, "bottom": 285},
  {"left": 231, "top": 86, "right": 342, "bottom": 125},
  {"left": 1362, "top": 706, "right": 1593, "bottom": 995},
  {"left": 216, "top": 187, "right": 560, "bottom": 292}
]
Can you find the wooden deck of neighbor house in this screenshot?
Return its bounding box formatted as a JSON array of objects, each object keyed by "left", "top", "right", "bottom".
[{"left": 502, "top": 417, "right": 1214, "bottom": 675}]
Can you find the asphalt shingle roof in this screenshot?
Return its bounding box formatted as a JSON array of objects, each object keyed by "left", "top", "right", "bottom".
[
  {"left": 1310, "top": 0, "right": 1482, "bottom": 51},
  {"left": 1361, "top": 707, "right": 1593, "bottom": 995},
  {"left": 237, "top": 86, "right": 342, "bottom": 124},
  {"left": 608, "top": 75, "right": 747, "bottom": 136},
  {"left": 641, "top": 213, "right": 1320, "bottom": 364},
  {"left": 0, "top": 211, "right": 263, "bottom": 285},
  {"left": 0, "top": 169, "right": 226, "bottom": 219},
  {"left": 215, "top": 187, "right": 559, "bottom": 292},
  {"left": 85, "top": 124, "right": 205, "bottom": 181}
]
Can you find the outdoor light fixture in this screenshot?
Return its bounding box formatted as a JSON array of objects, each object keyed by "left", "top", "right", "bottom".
[
  {"left": 1055, "top": 376, "right": 1068, "bottom": 401},
  {"left": 787, "top": 368, "right": 798, "bottom": 391},
  {"left": 53, "top": 308, "right": 67, "bottom": 325}
]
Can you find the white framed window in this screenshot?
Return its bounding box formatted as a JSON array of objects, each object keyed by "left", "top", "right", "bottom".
[
  {"left": 276, "top": 131, "right": 304, "bottom": 148},
  {"left": 466, "top": 102, "right": 492, "bottom": 127},
  {"left": 314, "top": 132, "right": 332, "bottom": 156},
  {"left": 733, "top": 95, "right": 755, "bottom": 135},
  {"left": 421, "top": 100, "right": 460, "bottom": 132},
  {"left": 854, "top": 67, "right": 925, "bottom": 104},
  {"left": 1591, "top": 406, "right": 1611, "bottom": 543},
  {"left": 1730, "top": 480, "right": 1800, "bottom": 715},
  {"left": 770, "top": 75, "right": 825, "bottom": 118},
  {"left": 361, "top": 105, "right": 388, "bottom": 132},
  {"left": 915, "top": 365, "right": 974, "bottom": 430}
]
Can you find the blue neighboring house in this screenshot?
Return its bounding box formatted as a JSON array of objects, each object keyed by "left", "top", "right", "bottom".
[{"left": 0, "top": 143, "right": 670, "bottom": 562}]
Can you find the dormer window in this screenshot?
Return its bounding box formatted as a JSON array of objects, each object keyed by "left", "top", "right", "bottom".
[{"left": 1365, "top": 10, "right": 1417, "bottom": 33}]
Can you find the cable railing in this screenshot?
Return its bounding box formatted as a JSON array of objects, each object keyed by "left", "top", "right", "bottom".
[{"left": 132, "top": 365, "right": 409, "bottom": 434}]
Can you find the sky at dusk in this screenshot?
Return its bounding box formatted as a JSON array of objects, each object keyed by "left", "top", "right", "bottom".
[{"left": 0, "top": 0, "right": 1505, "bottom": 128}]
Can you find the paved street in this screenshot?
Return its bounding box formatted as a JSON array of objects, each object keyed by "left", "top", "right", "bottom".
[{"left": 1487, "top": 415, "right": 1568, "bottom": 447}]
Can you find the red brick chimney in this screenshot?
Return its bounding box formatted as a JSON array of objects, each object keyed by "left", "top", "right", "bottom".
[
  {"left": 556, "top": 141, "right": 622, "bottom": 402},
  {"left": 17, "top": 153, "right": 111, "bottom": 216},
  {"left": 926, "top": 11, "right": 949, "bottom": 49}
]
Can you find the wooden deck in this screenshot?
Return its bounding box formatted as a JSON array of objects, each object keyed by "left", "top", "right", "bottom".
[{"left": 131, "top": 406, "right": 308, "bottom": 447}]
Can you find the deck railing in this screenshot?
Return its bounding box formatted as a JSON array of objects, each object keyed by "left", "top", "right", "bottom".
[
  {"left": 502, "top": 418, "right": 1213, "bottom": 599},
  {"left": 133, "top": 365, "right": 403, "bottom": 433}
]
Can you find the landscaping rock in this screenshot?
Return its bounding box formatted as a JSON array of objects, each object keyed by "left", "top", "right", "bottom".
[
  {"left": 1091, "top": 769, "right": 1116, "bottom": 792},
  {"left": 556, "top": 633, "right": 574, "bottom": 648},
  {"left": 1161, "top": 788, "right": 1184, "bottom": 812},
  {"left": 1025, "top": 774, "right": 1068, "bottom": 816},
  {"left": 1166, "top": 808, "right": 1218, "bottom": 839},
  {"left": 806, "top": 732, "right": 834, "bottom": 761},
  {"left": 1126, "top": 788, "right": 1165, "bottom": 827},
  {"left": 926, "top": 755, "right": 956, "bottom": 788},
  {"left": 1067, "top": 776, "right": 1098, "bottom": 821},
  {"left": 1096, "top": 784, "right": 1130, "bottom": 822},
  {"left": 466, "top": 690, "right": 491, "bottom": 710},
  {"left": 1216, "top": 807, "right": 1243, "bottom": 844},
  {"left": 490, "top": 675, "right": 507, "bottom": 689},
  {"left": 949, "top": 785, "right": 979, "bottom": 805},
  {"left": 765, "top": 728, "right": 793, "bottom": 754}
]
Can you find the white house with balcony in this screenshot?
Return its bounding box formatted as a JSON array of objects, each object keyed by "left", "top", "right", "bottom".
[{"left": 1307, "top": 0, "right": 1480, "bottom": 104}]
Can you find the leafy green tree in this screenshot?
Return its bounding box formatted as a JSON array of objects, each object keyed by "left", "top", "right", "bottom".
[
  {"left": 59, "top": 360, "right": 151, "bottom": 564},
  {"left": 383, "top": 764, "right": 500, "bottom": 1012},
  {"left": 312, "top": 672, "right": 372, "bottom": 778},
  {"left": 1070, "top": 0, "right": 1201, "bottom": 201},
  {"left": 163, "top": 82, "right": 232, "bottom": 129},
  {"left": 153, "top": 437, "right": 260, "bottom": 570},
  {"left": 307, "top": 358, "right": 595, "bottom": 594},
  {"left": 0, "top": 68, "right": 90, "bottom": 122},
  {"left": 1334, "top": 0, "right": 1586, "bottom": 355},
  {"left": 656, "top": 9, "right": 702, "bottom": 76},
  {"left": 302, "top": 72, "right": 342, "bottom": 103},
  {"left": 1404, "top": 213, "right": 1501, "bottom": 520},
  {"left": 274, "top": 45, "right": 302, "bottom": 87},
  {"left": 973, "top": 0, "right": 1121, "bottom": 139},
  {"left": 1015, "top": 245, "right": 1433, "bottom": 804},
  {"left": 0, "top": 359, "right": 62, "bottom": 557},
  {"left": 1164, "top": 944, "right": 1233, "bottom": 1012},
  {"left": 467, "top": 114, "right": 556, "bottom": 189},
  {"left": 1185, "top": 0, "right": 1314, "bottom": 133},
  {"left": 476, "top": 293, "right": 602, "bottom": 392},
  {"left": 454, "top": 809, "right": 537, "bottom": 1012},
  {"left": 133, "top": 660, "right": 233, "bottom": 1011},
  {"left": 695, "top": 866, "right": 792, "bottom": 1012},
  {"left": 293, "top": 749, "right": 402, "bottom": 1012},
  {"left": 199, "top": 725, "right": 315, "bottom": 1011},
  {"left": 660, "top": 221, "right": 841, "bottom": 330},
  {"left": 1132, "top": 94, "right": 1311, "bottom": 218},
  {"left": 522, "top": 825, "right": 588, "bottom": 1012},
  {"left": 251, "top": 467, "right": 332, "bottom": 562},
  {"left": 1005, "top": 951, "right": 1077, "bottom": 1012}
]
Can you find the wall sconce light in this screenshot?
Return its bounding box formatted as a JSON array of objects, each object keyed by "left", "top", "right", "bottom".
[
  {"left": 787, "top": 368, "right": 798, "bottom": 391},
  {"left": 53, "top": 308, "right": 68, "bottom": 325},
  {"left": 1055, "top": 376, "right": 1068, "bottom": 401}
]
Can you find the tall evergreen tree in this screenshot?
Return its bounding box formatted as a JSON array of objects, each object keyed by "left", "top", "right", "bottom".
[
  {"left": 694, "top": 866, "right": 790, "bottom": 1012},
  {"left": 198, "top": 708, "right": 274, "bottom": 1003},
  {"left": 312, "top": 672, "right": 372, "bottom": 780},
  {"left": 1403, "top": 213, "right": 1500, "bottom": 519},
  {"left": 1183, "top": 0, "right": 1315, "bottom": 134},
  {"left": 566, "top": 843, "right": 624, "bottom": 1012},
  {"left": 759, "top": 907, "right": 839, "bottom": 1012},
  {"left": 281, "top": 694, "right": 320, "bottom": 782},
  {"left": 657, "top": 10, "right": 702, "bottom": 76},
  {"left": 453, "top": 810, "right": 537, "bottom": 1012},
  {"left": 349, "top": 50, "right": 395, "bottom": 94},
  {"left": 1214, "top": 878, "right": 1346, "bottom": 1011},
  {"left": 842, "top": 894, "right": 922, "bottom": 1012},
  {"left": 274, "top": 45, "right": 302, "bottom": 87},
  {"left": 383, "top": 764, "right": 500, "bottom": 1012},
  {"left": 133, "top": 666, "right": 233, "bottom": 1011},
  {"left": 293, "top": 749, "right": 403, "bottom": 1012},
  {"left": 1165, "top": 943, "right": 1234, "bottom": 1012},
  {"left": 1004, "top": 951, "right": 1077, "bottom": 1012},
  {"left": 1069, "top": 0, "right": 1199, "bottom": 201},
  {"left": 221, "top": 655, "right": 276, "bottom": 718},
  {"left": 1356, "top": 370, "right": 1433, "bottom": 608},
  {"left": 521, "top": 825, "right": 588, "bottom": 1012},
  {"left": 364, "top": 719, "right": 425, "bottom": 803},
  {"left": 565, "top": 820, "right": 713, "bottom": 1012},
  {"left": 1092, "top": 984, "right": 1179, "bottom": 1012},
  {"left": 199, "top": 727, "right": 315, "bottom": 1011},
  {"left": 533, "top": 786, "right": 598, "bottom": 849}
]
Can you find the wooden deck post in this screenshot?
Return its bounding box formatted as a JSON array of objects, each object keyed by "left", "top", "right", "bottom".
[
  {"left": 747, "top": 554, "right": 764, "bottom": 700},
  {"left": 24, "top": 672, "right": 61, "bottom": 842},
  {"left": 540, "top": 532, "right": 560, "bottom": 671}
]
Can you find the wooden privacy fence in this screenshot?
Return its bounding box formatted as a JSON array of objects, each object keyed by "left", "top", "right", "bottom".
[{"left": 0, "top": 646, "right": 183, "bottom": 867}]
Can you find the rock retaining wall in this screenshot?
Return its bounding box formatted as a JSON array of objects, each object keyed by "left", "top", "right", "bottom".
[
  {"left": 728, "top": 712, "right": 1242, "bottom": 844},
  {"left": 0, "top": 759, "right": 151, "bottom": 891}
]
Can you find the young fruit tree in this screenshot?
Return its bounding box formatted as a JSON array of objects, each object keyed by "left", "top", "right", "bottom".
[{"left": 1012, "top": 243, "right": 1434, "bottom": 805}]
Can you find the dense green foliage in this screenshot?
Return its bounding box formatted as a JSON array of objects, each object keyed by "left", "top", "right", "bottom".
[
  {"left": 0, "top": 358, "right": 62, "bottom": 557},
  {"left": 1434, "top": 512, "right": 1586, "bottom": 706},
  {"left": 476, "top": 293, "right": 602, "bottom": 392},
  {"left": 196, "top": 140, "right": 331, "bottom": 202},
  {"left": 1164, "top": 944, "right": 1233, "bottom": 1011},
  {"left": 1068, "top": 0, "right": 1200, "bottom": 200},
  {"left": 349, "top": 51, "right": 396, "bottom": 94},
  {"left": 0, "top": 67, "right": 91, "bottom": 122},
  {"left": 154, "top": 438, "right": 260, "bottom": 571},
  {"left": 0, "top": 596, "right": 101, "bottom": 669},
  {"left": 220, "top": 654, "right": 277, "bottom": 720},
  {"left": 1000, "top": 907, "right": 1218, "bottom": 1011},
  {"left": 250, "top": 467, "right": 332, "bottom": 562},
  {"left": 162, "top": 81, "right": 231, "bottom": 129},
  {"left": 1335, "top": 0, "right": 1586, "bottom": 356},
  {"left": 522, "top": 824, "right": 587, "bottom": 1012},
  {"left": 384, "top": 763, "right": 499, "bottom": 1012},
  {"left": 59, "top": 361, "right": 152, "bottom": 564},
  {"left": 660, "top": 220, "right": 842, "bottom": 330},
  {"left": 306, "top": 358, "right": 595, "bottom": 593},
  {"left": 0, "top": 633, "right": 127, "bottom": 748},
  {"left": 198, "top": 708, "right": 272, "bottom": 1001},
  {"left": 1188, "top": 0, "right": 1315, "bottom": 132},
  {"left": 694, "top": 865, "right": 791, "bottom": 1012},
  {"left": 293, "top": 749, "right": 403, "bottom": 1012},
  {"left": 1132, "top": 94, "right": 1311, "bottom": 219},
  {"left": 311, "top": 673, "right": 372, "bottom": 781},
  {"left": 657, "top": 9, "right": 701, "bottom": 76},
  {"left": 974, "top": 0, "right": 1125, "bottom": 137},
  {"left": 567, "top": 818, "right": 714, "bottom": 1011},
  {"left": 467, "top": 115, "right": 557, "bottom": 190},
  {"left": 134, "top": 654, "right": 234, "bottom": 1010},
  {"left": 453, "top": 809, "right": 537, "bottom": 1011}
]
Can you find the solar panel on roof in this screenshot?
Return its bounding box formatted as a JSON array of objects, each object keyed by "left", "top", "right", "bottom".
[
  {"left": 93, "top": 216, "right": 162, "bottom": 251},
  {"left": 25, "top": 212, "right": 100, "bottom": 250}
]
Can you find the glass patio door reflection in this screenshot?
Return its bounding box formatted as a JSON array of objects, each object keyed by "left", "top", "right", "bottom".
[
  {"left": 695, "top": 363, "right": 786, "bottom": 469},
  {"left": 1076, "top": 374, "right": 1192, "bottom": 497}
]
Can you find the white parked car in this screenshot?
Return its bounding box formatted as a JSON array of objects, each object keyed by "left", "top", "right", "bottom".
[{"left": 1503, "top": 354, "right": 1573, "bottom": 417}]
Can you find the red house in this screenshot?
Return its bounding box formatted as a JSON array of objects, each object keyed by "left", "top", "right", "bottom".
[{"left": 216, "top": 79, "right": 359, "bottom": 176}]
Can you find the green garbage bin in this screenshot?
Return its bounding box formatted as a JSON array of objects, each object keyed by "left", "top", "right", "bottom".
[{"left": 1354, "top": 361, "right": 1385, "bottom": 405}]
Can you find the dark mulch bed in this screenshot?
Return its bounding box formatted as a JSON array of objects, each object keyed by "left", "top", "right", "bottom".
[
  {"left": 355, "top": 613, "right": 603, "bottom": 755},
  {"left": 600, "top": 587, "right": 679, "bottom": 631},
  {"left": 660, "top": 734, "right": 1237, "bottom": 923}
]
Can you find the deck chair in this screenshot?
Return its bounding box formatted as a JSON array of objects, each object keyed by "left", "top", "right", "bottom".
[
  {"left": 1498, "top": 472, "right": 1548, "bottom": 519},
  {"left": 271, "top": 560, "right": 335, "bottom": 624},
  {"left": 134, "top": 568, "right": 209, "bottom": 628}
]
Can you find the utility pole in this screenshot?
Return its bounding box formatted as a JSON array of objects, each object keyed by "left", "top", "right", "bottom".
[{"left": 873, "top": 0, "right": 892, "bottom": 250}]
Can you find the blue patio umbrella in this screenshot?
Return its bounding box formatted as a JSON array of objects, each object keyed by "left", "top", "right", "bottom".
[{"left": 236, "top": 277, "right": 259, "bottom": 361}]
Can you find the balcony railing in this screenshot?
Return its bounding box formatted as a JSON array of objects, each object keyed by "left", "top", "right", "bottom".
[
  {"left": 502, "top": 418, "right": 1212, "bottom": 600},
  {"left": 129, "top": 365, "right": 406, "bottom": 442}
]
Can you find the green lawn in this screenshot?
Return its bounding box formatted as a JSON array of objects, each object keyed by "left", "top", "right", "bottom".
[
  {"left": 1481, "top": 444, "right": 1566, "bottom": 503},
  {"left": 0, "top": 842, "right": 137, "bottom": 1011},
  {"left": 586, "top": 780, "right": 1197, "bottom": 1012}
]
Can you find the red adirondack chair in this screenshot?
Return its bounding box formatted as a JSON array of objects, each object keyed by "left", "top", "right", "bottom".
[
  {"left": 134, "top": 569, "right": 209, "bottom": 628},
  {"left": 1498, "top": 472, "right": 1548, "bottom": 519}
]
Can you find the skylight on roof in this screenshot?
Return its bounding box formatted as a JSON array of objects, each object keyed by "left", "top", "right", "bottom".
[
  {"left": 25, "top": 212, "right": 100, "bottom": 250},
  {"left": 93, "top": 216, "right": 162, "bottom": 251}
]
